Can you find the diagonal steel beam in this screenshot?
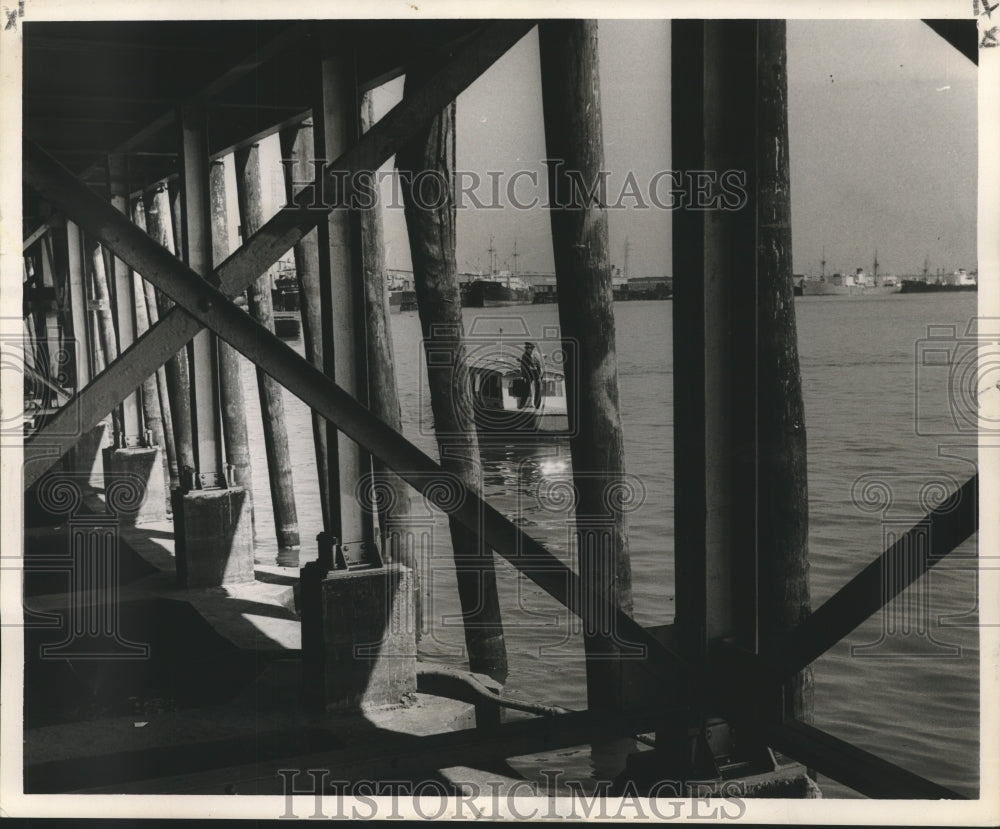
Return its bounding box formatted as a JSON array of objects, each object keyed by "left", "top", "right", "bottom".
[
  {"left": 22, "top": 212, "right": 62, "bottom": 252},
  {"left": 922, "top": 19, "right": 978, "bottom": 66},
  {"left": 762, "top": 474, "right": 978, "bottom": 677},
  {"left": 23, "top": 132, "right": 683, "bottom": 682},
  {"left": 765, "top": 718, "right": 966, "bottom": 799},
  {"left": 24, "top": 20, "right": 536, "bottom": 486}
]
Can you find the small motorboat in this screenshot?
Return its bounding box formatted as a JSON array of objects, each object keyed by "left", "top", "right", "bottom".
[{"left": 467, "top": 355, "right": 570, "bottom": 439}]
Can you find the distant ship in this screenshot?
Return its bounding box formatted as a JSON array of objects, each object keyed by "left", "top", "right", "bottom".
[
  {"left": 801, "top": 269, "right": 901, "bottom": 296},
  {"left": 271, "top": 273, "right": 300, "bottom": 312},
  {"left": 386, "top": 269, "right": 417, "bottom": 313},
  {"left": 801, "top": 250, "right": 901, "bottom": 297},
  {"left": 271, "top": 271, "right": 301, "bottom": 338},
  {"left": 900, "top": 268, "right": 977, "bottom": 293},
  {"left": 389, "top": 289, "right": 417, "bottom": 312},
  {"left": 462, "top": 238, "right": 535, "bottom": 308},
  {"left": 462, "top": 274, "right": 535, "bottom": 307}
]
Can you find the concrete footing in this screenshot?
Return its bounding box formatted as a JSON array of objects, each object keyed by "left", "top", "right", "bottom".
[
  {"left": 24, "top": 421, "right": 110, "bottom": 527},
  {"left": 72, "top": 420, "right": 110, "bottom": 488},
  {"left": 173, "top": 486, "right": 254, "bottom": 588},
  {"left": 615, "top": 748, "right": 822, "bottom": 798},
  {"left": 302, "top": 563, "right": 417, "bottom": 711},
  {"left": 103, "top": 445, "right": 167, "bottom": 525}
]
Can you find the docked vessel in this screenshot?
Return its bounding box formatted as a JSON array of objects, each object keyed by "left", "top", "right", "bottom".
[
  {"left": 270, "top": 272, "right": 302, "bottom": 338},
  {"left": 462, "top": 238, "right": 535, "bottom": 307},
  {"left": 801, "top": 250, "right": 901, "bottom": 297},
  {"left": 271, "top": 273, "right": 300, "bottom": 312},
  {"left": 462, "top": 274, "right": 534, "bottom": 307},
  {"left": 468, "top": 356, "right": 569, "bottom": 438},
  {"left": 900, "top": 268, "right": 977, "bottom": 293},
  {"left": 389, "top": 289, "right": 417, "bottom": 312},
  {"left": 801, "top": 263, "right": 901, "bottom": 297}
]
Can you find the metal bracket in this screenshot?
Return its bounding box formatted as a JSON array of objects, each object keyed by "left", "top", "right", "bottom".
[
  {"left": 197, "top": 471, "right": 223, "bottom": 490},
  {"left": 317, "top": 531, "right": 384, "bottom": 572},
  {"left": 702, "top": 717, "right": 778, "bottom": 780}
]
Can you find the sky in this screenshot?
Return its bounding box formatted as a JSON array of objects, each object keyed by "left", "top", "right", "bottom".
[{"left": 256, "top": 19, "right": 978, "bottom": 279}]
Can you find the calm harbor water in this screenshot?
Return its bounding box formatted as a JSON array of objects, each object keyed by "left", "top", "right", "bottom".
[{"left": 240, "top": 291, "right": 979, "bottom": 798}]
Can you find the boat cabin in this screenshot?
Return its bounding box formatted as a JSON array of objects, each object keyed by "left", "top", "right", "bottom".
[{"left": 468, "top": 357, "right": 569, "bottom": 434}]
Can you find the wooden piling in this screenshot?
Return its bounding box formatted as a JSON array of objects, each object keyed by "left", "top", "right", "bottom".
[
  {"left": 87, "top": 238, "right": 124, "bottom": 445},
  {"left": 359, "top": 91, "right": 418, "bottom": 629},
  {"left": 144, "top": 183, "right": 195, "bottom": 488},
  {"left": 234, "top": 143, "right": 300, "bottom": 551},
  {"left": 278, "top": 119, "right": 333, "bottom": 535},
  {"left": 168, "top": 178, "right": 185, "bottom": 268},
  {"left": 538, "top": 20, "right": 634, "bottom": 711},
  {"left": 754, "top": 20, "right": 813, "bottom": 724},
  {"left": 64, "top": 221, "right": 91, "bottom": 388},
  {"left": 43, "top": 222, "right": 76, "bottom": 388},
  {"left": 106, "top": 161, "right": 144, "bottom": 447},
  {"left": 128, "top": 255, "right": 166, "bottom": 450},
  {"left": 396, "top": 73, "right": 508, "bottom": 689},
  {"left": 131, "top": 197, "right": 179, "bottom": 489},
  {"left": 36, "top": 233, "right": 63, "bottom": 388},
  {"left": 209, "top": 159, "right": 255, "bottom": 502}
]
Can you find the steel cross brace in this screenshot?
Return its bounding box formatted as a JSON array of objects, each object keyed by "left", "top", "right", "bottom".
[
  {"left": 23, "top": 129, "right": 685, "bottom": 689},
  {"left": 24, "top": 19, "right": 536, "bottom": 487}
]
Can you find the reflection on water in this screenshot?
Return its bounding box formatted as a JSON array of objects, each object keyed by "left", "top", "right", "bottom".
[{"left": 479, "top": 440, "right": 574, "bottom": 528}]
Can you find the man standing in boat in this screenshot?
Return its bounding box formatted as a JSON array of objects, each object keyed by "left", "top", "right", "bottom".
[{"left": 519, "top": 341, "right": 544, "bottom": 409}]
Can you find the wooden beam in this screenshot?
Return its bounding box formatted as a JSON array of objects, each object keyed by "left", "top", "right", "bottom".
[
  {"left": 24, "top": 20, "right": 535, "bottom": 486},
  {"left": 208, "top": 108, "right": 310, "bottom": 164},
  {"left": 72, "top": 23, "right": 311, "bottom": 187},
  {"left": 764, "top": 475, "right": 978, "bottom": 677},
  {"left": 21, "top": 136, "right": 682, "bottom": 685}
]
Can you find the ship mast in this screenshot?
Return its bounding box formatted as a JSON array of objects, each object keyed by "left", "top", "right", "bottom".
[
  {"left": 512, "top": 240, "right": 519, "bottom": 277},
  {"left": 624, "top": 237, "right": 631, "bottom": 280},
  {"left": 922, "top": 255, "right": 929, "bottom": 281},
  {"left": 820, "top": 246, "right": 826, "bottom": 278},
  {"left": 872, "top": 247, "right": 879, "bottom": 285},
  {"left": 487, "top": 236, "right": 496, "bottom": 277}
]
